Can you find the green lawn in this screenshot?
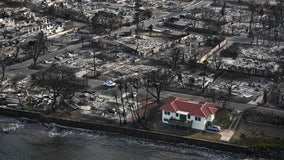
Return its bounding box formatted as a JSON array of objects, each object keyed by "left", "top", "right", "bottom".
[{"left": 189, "top": 131, "right": 221, "bottom": 141}]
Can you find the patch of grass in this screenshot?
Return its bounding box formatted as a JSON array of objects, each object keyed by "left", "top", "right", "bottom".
[
  {"left": 230, "top": 137, "right": 284, "bottom": 147},
  {"left": 189, "top": 131, "right": 221, "bottom": 141}
]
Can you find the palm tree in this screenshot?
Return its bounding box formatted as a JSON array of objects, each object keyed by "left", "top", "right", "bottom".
[
  {"left": 202, "top": 61, "right": 208, "bottom": 96},
  {"left": 13, "top": 39, "right": 20, "bottom": 58},
  {"left": 148, "top": 24, "right": 153, "bottom": 37},
  {"left": 176, "top": 72, "right": 184, "bottom": 89},
  {"left": 127, "top": 101, "right": 135, "bottom": 124},
  {"left": 248, "top": 0, "right": 256, "bottom": 33},
  {"left": 238, "top": 0, "right": 242, "bottom": 27},
  {"left": 0, "top": 57, "right": 8, "bottom": 81},
  {"left": 142, "top": 74, "right": 149, "bottom": 119},
  {"left": 171, "top": 47, "right": 181, "bottom": 68},
  {"left": 133, "top": 77, "right": 142, "bottom": 121},
  {"left": 28, "top": 31, "right": 47, "bottom": 67},
  {"left": 124, "top": 81, "right": 137, "bottom": 124},
  {"left": 114, "top": 93, "right": 122, "bottom": 126},
  {"left": 93, "top": 51, "right": 97, "bottom": 77},
  {"left": 118, "top": 81, "right": 127, "bottom": 125}
]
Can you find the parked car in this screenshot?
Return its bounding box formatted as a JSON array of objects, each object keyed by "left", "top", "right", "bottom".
[
  {"left": 103, "top": 81, "right": 116, "bottom": 87},
  {"left": 207, "top": 125, "right": 221, "bottom": 132}
]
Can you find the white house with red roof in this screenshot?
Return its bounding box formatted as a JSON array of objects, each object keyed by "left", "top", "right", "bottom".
[{"left": 159, "top": 97, "right": 218, "bottom": 130}]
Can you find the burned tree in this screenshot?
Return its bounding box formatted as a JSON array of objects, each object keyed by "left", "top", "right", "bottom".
[
  {"left": 143, "top": 74, "right": 149, "bottom": 119},
  {"left": 129, "top": 76, "right": 142, "bottom": 121},
  {"left": 171, "top": 47, "right": 181, "bottom": 68},
  {"left": 114, "top": 93, "right": 122, "bottom": 126},
  {"left": 0, "top": 56, "right": 10, "bottom": 81},
  {"left": 238, "top": 0, "right": 242, "bottom": 26},
  {"left": 225, "top": 79, "right": 241, "bottom": 97},
  {"left": 148, "top": 24, "right": 153, "bottom": 37},
  {"left": 248, "top": 1, "right": 256, "bottom": 33},
  {"left": 13, "top": 39, "right": 20, "bottom": 59},
  {"left": 26, "top": 31, "right": 47, "bottom": 67},
  {"left": 117, "top": 79, "right": 127, "bottom": 125},
  {"left": 134, "top": 0, "right": 143, "bottom": 34},
  {"left": 212, "top": 55, "right": 222, "bottom": 71},
  {"left": 116, "top": 75, "right": 143, "bottom": 124},
  {"left": 176, "top": 72, "right": 185, "bottom": 89},
  {"left": 123, "top": 78, "right": 136, "bottom": 124},
  {"left": 201, "top": 61, "right": 208, "bottom": 96},
  {"left": 91, "top": 11, "right": 120, "bottom": 35},
  {"left": 31, "top": 65, "right": 87, "bottom": 112},
  {"left": 146, "top": 69, "right": 174, "bottom": 102}
]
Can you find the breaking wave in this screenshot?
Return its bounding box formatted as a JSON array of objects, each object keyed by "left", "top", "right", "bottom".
[{"left": 0, "top": 116, "right": 266, "bottom": 160}]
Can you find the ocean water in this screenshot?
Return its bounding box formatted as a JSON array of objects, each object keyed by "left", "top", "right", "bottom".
[{"left": 0, "top": 116, "right": 261, "bottom": 160}]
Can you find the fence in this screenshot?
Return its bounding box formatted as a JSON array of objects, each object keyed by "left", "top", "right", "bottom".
[
  {"left": 197, "top": 39, "right": 227, "bottom": 63},
  {"left": 143, "top": 34, "right": 192, "bottom": 57}
]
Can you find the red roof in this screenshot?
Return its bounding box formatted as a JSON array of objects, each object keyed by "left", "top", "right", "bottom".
[{"left": 159, "top": 97, "right": 218, "bottom": 118}]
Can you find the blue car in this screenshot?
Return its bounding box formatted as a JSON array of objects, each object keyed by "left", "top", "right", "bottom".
[{"left": 207, "top": 125, "right": 221, "bottom": 132}]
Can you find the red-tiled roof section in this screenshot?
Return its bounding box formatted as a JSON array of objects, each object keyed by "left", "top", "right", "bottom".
[{"left": 160, "top": 97, "right": 218, "bottom": 118}]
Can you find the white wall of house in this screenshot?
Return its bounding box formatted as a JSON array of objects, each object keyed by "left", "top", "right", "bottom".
[
  {"left": 192, "top": 116, "right": 207, "bottom": 130},
  {"left": 186, "top": 114, "right": 192, "bottom": 121},
  {"left": 207, "top": 114, "right": 215, "bottom": 122},
  {"left": 162, "top": 111, "right": 193, "bottom": 123},
  {"left": 161, "top": 110, "right": 174, "bottom": 123},
  {"left": 161, "top": 110, "right": 215, "bottom": 131}
]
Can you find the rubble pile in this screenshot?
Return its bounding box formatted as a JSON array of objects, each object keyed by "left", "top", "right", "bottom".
[
  {"left": 208, "top": 75, "right": 275, "bottom": 99},
  {"left": 221, "top": 45, "right": 283, "bottom": 75}
]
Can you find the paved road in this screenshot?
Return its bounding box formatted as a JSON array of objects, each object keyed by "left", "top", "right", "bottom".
[
  {"left": 111, "top": 0, "right": 211, "bottom": 36},
  {"left": 6, "top": 43, "right": 83, "bottom": 77},
  {"left": 162, "top": 90, "right": 284, "bottom": 116}
]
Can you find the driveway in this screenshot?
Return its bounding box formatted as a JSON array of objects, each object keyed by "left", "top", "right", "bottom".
[{"left": 219, "top": 130, "right": 235, "bottom": 142}]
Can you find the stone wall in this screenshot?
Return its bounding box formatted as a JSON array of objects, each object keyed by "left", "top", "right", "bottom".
[
  {"left": 198, "top": 39, "right": 227, "bottom": 63},
  {"left": 0, "top": 107, "right": 250, "bottom": 155},
  {"left": 143, "top": 34, "right": 192, "bottom": 57}
]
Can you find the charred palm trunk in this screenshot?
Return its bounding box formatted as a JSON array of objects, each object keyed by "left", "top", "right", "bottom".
[
  {"left": 202, "top": 64, "right": 206, "bottom": 96},
  {"left": 129, "top": 103, "right": 135, "bottom": 124},
  {"left": 156, "top": 85, "right": 161, "bottom": 103},
  {"left": 93, "top": 54, "right": 96, "bottom": 77},
  {"left": 119, "top": 83, "right": 127, "bottom": 125},
  {"left": 129, "top": 85, "right": 138, "bottom": 121},
  {"left": 1, "top": 59, "right": 6, "bottom": 81},
  {"left": 115, "top": 93, "right": 122, "bottom": 126},
  {"left": 135, "top": 88, "right": 141, "bottom": 121},
  {"left": 131, "top": 80, "right": 141, "bottom": 122},
  {"left": 51, "top": 86, "right": 61, "bottom": 113},
  {"left": 143, "top": 74, "right": 149, "bottom": 119}
]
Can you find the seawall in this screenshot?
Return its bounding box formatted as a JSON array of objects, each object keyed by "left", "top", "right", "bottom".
[{"left": 0, "top": 107, "right": 250, "bottom": 155}]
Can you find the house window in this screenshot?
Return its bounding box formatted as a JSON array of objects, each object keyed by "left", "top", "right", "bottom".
[
  {"left": 164, "top": 111, "right": 170, "bottom": 115},
  {"left": 176, "top": 113, "right": 179, "bottom": 117},
  {"left": 195, "top": 116, "right": 201, "bottom": 121},
  {"left": 187, "top": 115, "right": 191, "bottom": 119},
  {"left": 163, "top": 118, "right": 169, "bottom": 122}
]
